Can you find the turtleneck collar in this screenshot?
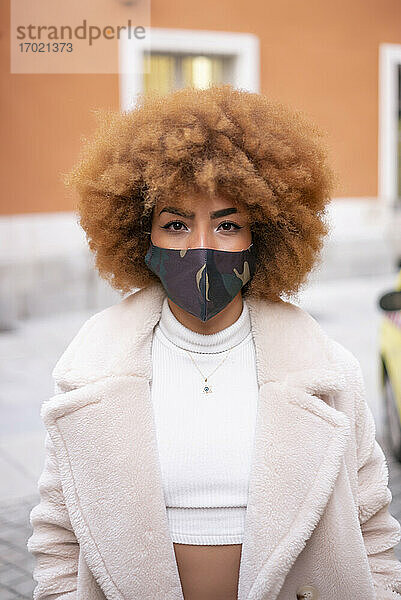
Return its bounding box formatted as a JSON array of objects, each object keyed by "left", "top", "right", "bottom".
[{"left": 156, "top": 295, "right": 252, "bottom": 354}]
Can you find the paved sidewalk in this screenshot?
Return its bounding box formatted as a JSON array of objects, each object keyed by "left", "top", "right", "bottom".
[
  {"left": 0, "top": 495, "right": 39, "bottom": 599},
  {"left": 1, "top": 272, "right": 401, "bottom": 598}
]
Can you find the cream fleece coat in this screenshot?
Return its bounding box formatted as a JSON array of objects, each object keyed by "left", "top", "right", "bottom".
[{"left": 27, "top": 281, "right": 401, "bottom": 600}]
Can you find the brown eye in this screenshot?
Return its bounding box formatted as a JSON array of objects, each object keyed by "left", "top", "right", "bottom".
[
  {"left": 218, "top": 222, "right": 242, "bottom": 231},
  {"left": 161, "top": 220, "right": 188, "bottom": 232}
]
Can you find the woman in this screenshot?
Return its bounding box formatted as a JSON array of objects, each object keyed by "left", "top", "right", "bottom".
[{"left": 27, "top": 84, "right": 401, "bottom": 600}]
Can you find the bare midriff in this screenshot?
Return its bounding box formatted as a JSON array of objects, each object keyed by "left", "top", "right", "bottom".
[{"left": 173, "top": 542, "right": 242, "bottom": 600}]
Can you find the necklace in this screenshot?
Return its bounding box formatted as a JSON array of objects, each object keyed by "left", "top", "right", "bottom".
[
  {"left": 161, "top": 329, "right": 248, "bottom": 395},
  {"left": 184, "top": 347, "right": 233, "bottom": 394}
]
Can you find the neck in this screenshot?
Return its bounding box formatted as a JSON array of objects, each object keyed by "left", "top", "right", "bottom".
[{"left": 167, "top": 291, "right": 244, "bottom": 334}]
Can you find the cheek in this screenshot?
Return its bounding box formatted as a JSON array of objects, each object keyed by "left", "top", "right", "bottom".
[
  {"left": 242, "top": 227, "right": 252, "bottom": 243},
  {"left": 150, "top": 222, "right": 179, "bottom": 248}
]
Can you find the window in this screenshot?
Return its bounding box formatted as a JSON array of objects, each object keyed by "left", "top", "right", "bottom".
[
  {"left": 379, "top": 43, "right": 401, "bottom": 205},
  {"left": 119, "top": 28, "right": 260, "bottom": 111},
  {"left": 142, "top": 52, "right": 234, "bottom": 94},
  {"left": 398, "top": 64, "right": 401, "bottom": 199}
]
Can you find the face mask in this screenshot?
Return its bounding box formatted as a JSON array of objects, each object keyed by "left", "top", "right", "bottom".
[{"left": 144, "top": 239, "right": 257, "bottom": 322}]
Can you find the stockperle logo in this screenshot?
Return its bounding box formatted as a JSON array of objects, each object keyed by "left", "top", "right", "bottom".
[{"left": 10, "top": 0, "right": 151, "bottom": 74}]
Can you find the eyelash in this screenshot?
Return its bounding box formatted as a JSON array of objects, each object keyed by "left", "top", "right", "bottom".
[{"left": 161, "top": 220, "right": 242, "bottom": 233}]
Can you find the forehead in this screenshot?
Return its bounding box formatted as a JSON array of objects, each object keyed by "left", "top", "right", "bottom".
[{"left": 155, "top": 193, "right": 247, "bottom": 215}]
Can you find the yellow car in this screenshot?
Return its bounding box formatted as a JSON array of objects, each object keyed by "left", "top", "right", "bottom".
[{"left": 379, "top": 268, "right": 401, "bottom": 460}]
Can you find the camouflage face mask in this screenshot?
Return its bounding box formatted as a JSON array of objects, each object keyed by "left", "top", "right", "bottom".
[{"left": 144, "top": 239, "right": 257, "bottom": 322}]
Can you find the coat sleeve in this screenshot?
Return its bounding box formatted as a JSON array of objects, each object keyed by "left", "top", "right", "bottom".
[
  {"left": 354, "top": 360, "right": 401, "bottom": 599},
  {"left": 27, "top": 384, "right": 79, "bottom": 600}
]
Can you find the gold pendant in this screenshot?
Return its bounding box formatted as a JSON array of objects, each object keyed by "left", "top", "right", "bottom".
[{"left": 203, "top": 384, "right": 212, "bottom": 394}]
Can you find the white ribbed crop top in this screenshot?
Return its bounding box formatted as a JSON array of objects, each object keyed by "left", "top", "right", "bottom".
[{"left": 149, "top": 295, "right": 259, "bottom": 545}]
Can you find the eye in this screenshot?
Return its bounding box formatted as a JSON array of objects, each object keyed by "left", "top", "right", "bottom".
[
  {"left": 160, "top": 220, "right": 242, "bottom": 233},
  {"left": 161, "top": 220, "right": 188, "bottom": 232},
  {"left": 218, "top": 221, "right": 242, "bottom": 232}
]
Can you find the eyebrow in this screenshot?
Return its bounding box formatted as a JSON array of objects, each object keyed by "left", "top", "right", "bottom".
[{"left": 158, "top": 206, "right": 238, "bottom": 219}]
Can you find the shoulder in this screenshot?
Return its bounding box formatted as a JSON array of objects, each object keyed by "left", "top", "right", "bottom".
[
  {"left": 247, "top": 294, "right": 334, "bottom": 364},
  {"left": 325, "top": 335, "right": 363, "bottom": 379},
  {"left": 51, "top": 283, "right": 166, "bottom": 391}
]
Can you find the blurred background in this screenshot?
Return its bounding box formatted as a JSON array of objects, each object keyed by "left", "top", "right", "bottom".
[{"left": 1, "top": 0, "right": 401, "bottom": 597}]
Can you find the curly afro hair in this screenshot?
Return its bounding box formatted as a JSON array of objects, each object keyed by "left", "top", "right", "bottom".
[{"left": 64, "top": 83, "right": 337, "bottom": 302}]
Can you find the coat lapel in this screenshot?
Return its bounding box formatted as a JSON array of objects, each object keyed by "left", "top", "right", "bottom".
[
  {"left": 237, "top": 381, "right": 350, "bottom": 600},
  {"left": 42, "top": 282, "right": 351, "bottom": 600}
]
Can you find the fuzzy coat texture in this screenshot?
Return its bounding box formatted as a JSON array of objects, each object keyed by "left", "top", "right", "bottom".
[{"left": 27, "top": 281, "right": 401, "bottom": 600}]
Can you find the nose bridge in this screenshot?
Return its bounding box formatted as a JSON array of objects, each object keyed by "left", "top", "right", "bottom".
[{"left": 188, "top": 220, "right": 213, "bottom": 249}]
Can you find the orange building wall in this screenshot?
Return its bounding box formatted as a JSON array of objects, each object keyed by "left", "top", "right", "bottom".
[{"left": 1, "top": 0, "right": 401, "bottom": 215}]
